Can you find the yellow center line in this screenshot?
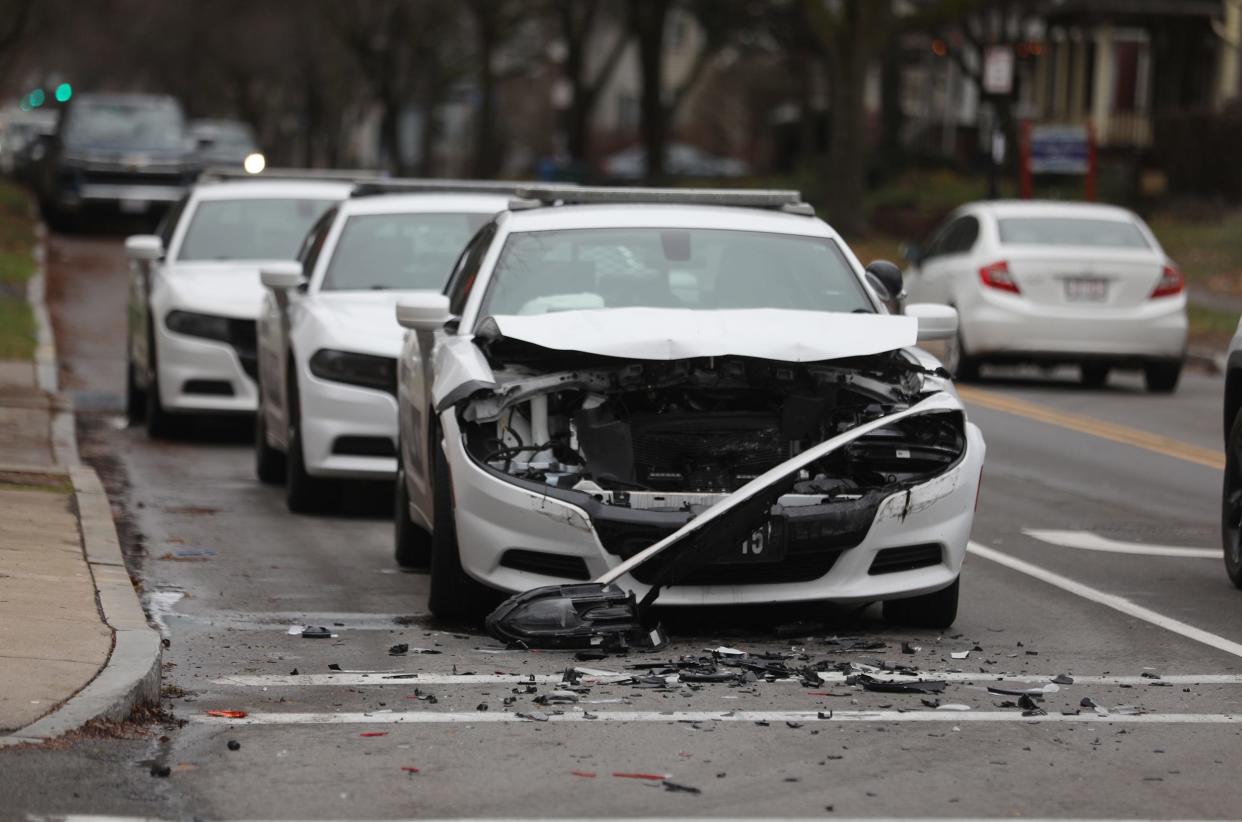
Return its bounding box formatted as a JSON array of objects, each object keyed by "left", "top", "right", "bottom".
[{"left": 957, "top": 385, "right": 1225, "bottom": 470}]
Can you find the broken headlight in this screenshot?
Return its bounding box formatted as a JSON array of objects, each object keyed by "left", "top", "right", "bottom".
[{"left": 486, "top": 583, "right": 666, "bottom": 650}]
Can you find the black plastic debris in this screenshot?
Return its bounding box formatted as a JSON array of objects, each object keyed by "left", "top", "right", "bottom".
[
  {"left": 1017, "top": 694, "right": 1042, "bottom": 711},
  {"left": 786, "top": 721, "right": 804, "bottom": 729},
  {"left": 1080, "top": 697, "right": 1098, "bottom": 709},
  {"left": 328, "top": 663, "right": 341, "bottom": 671},
  {"left": 227, "top": 740, "right": 240, "bottom": 751},
  {"left": 389, "top": 643, "right": 409, "bottom": 656},
  {"left": 517, "top": 711, "right": 550, "bottom": 722},
  {"left": 150, "top": 764, "right": 171, "bottom": 778},
  {"left": 821, "top": 637, "right": 886, "bottom": 652},
  {"left": 302, "top": 627, "right": 332, "bottom": 639},
  {"left": 1141, "top": 671, "right": 1162, "bottom": 680},
  {"left": 901, "top": 641, "right": 919, "bottom": 655},
  {"left": 289, "top": 668, "right": 299, "bottom": 676},
  {"left": 1052, "top": 674, "right": 1074, "bottom": 685},
  {"left": 476, "top": 703, "right": 489, "bottom": 712},
  {"left": 855, "top": 675, "right": 946, "bottom": 694},
  {"left": 663, "top": 780, "right": 702, "bottom": 794},
  {"left": 486, "top": 583, "right": 666, "bottom": 650}
]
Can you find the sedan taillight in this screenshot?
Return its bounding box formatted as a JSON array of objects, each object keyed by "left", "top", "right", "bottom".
[
  {"left": 1150, "top": 264, "right": 1184, "bottom": 299},
  {"left": 979, "top": 260, "right": 1020, "bottom": 294}
]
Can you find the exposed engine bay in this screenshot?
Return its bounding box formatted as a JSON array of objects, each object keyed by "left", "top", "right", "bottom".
[{"left": 460, "top": 351, "right": 966, "bottom": 510}]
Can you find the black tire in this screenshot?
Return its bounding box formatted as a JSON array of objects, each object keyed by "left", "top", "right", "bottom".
[
  {"left": 254, "top": 401, "right": 286, "bottom": 485},
  {"left": 1081, "top": 363, "right": 1110, "bottom": 388},
  {"left": 394, "top": 461, "right": 432, "bottom": 568},
  {"left": 944, "top": 328, "right": 979, "bottom": 383},
  {"left": 144, "top": 331, "right": 181, "bottom": 439},
  {"left": 882, "top": 577, "right": 960, "bottom": 629},
  {"left": 1144, "top": 361, "right": 1182, "bottom": 394},
  {"left": 285, "top": 418, "right": 339, "bottom": 513},
  {"left": 427, "top": 432, "right": 494, "bottom": 622},
  {"left": 1222, "top": 412, "right": 1242, "bottom": 589},
  {"left": 125, "top": 351, "right": 146, "bottom": 424}
]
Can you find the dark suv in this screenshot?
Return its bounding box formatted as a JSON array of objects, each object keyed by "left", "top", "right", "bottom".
[{"left": 35, "top": 93, "right": 196, "bottom": 228}]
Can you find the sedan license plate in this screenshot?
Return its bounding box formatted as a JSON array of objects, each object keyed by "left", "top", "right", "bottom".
[
  {"left": 119, "top": 199, "right": 148, "bottom": 214},
  {"left": 1064, "top": 277, "right": 1108, "bottom": 302},
  {"left": 713, "top": 520, "right": 787, "bottom": 566}
]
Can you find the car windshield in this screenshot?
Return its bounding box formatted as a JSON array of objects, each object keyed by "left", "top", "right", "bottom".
[
  {"left": 997, "top": 217, "right": 1150, "bottom": 249},
  {"left": 480, "top": 227, "right": 872, "bottom": 316},
  {"left": 321, "top": 212, "right": 493, "bottom": 291},
  {"left": 177, "top": 198, "right": 337, "bottom": 261},
  {"left": 64, "top": 99, "right": 186, "bottom": 151}
]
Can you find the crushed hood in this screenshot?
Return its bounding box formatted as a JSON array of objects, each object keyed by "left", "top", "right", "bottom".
[{"left": 477, "top": 308, "right": 917, "bottom": 363}]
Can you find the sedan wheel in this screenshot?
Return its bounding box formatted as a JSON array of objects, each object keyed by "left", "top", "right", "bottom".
[
  {"left": 1144, "top": 361, "right": 1182, "bottom": 394},
  {"left": 253, "top": 399, "right": 286, "bottom": 485},
  {"left": 1222, "top": 413, "right": 1242, "bottom": 589},
  {"left": 943, "top": 330, "right": 979, "bottom": 383},
  {"left": 427, "top": 435, "right": 495, "bottom": 622},
  {"left": 125, "top": 350, "right": 146, "bottom": 424},
  {"left": 882, "top": 578, "right": 960, "bottom": 628},
  {"left": 394, "top": 462, "right": 431, "bottom": 568},
  {"left": 285, "top": 418, "right": 339, "bottom": 514}
]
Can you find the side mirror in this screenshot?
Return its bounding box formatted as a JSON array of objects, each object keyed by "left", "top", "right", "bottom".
[
  {"left": 906, "top": 303, "right": 958, "bottom": 341},
  {"left": 260, "top": 261, "right": 305, "bottom": 290},
  {"left": 125, "top": 235, "right": 164, "bottom": 261},
  {"left": 396, "top": 292, "right": 452, "bottom": 332},
  {"left": 865, "top": 259, "right": 904, "bottom": 301}
]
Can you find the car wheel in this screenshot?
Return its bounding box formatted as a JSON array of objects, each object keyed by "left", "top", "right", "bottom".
[
  {"left": 285, "top": 418, "right": 338, "bottom": 513},
  {"left": 882, "top": 577, "right": 959, "bottom": 629},
  {"left": 253, "top": 399, "right": 286, "bottom": 485},
  {"left": 1222, "top": 412, "right": 1242, "bottom": 589},
  {"left": 427, "top": 431, "right": 494, "bottom": 622},
  {"left": 125, "top": 349, "right": 146, "bottom": 424},
  {"left": 1081, "top": 363, "right": 1110, "bottom": 388},
  {"left": 394, "top": 461, "right": 432, "bottom": 568},
  {"left": 943, "top": 328, "right": 979, "bottom": 383},
  {"left": 144, "top": 332, "right": 181, "bottom": 439},
  {"left": 1144, "top": 361, "right": 1182, "bottom": 394}
]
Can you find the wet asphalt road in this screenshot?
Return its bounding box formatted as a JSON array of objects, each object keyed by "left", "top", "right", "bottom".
[{"left": 2, "top": 229, "right": 1240, "bottom": 821}]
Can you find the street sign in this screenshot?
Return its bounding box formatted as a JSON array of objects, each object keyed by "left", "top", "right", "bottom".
[
  {"left": 983, "top": 46, "right": 1015, "bottom": 95},
  {"left": 1028, "top": 124, "right": 1090, "bottom": 174}
]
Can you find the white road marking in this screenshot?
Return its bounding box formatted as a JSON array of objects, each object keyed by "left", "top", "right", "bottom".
[
  {"left": 213, "top": 672, "right": 1242, "bottom": 688},
  {"left": 191, "top": 709, "right": 1242, "bottom": 725},
  {"left": 154, "top": 611, "right": 430, "bottom": 631},
  {"left": 968, "top": 541, "right": 1242, "bottom": 660},
  {"left": 1025, "top": 529, "right": 1221, "bottom": 559},
  {"left": 27, "top": 817, "right": 1229, "bottom": 822}
]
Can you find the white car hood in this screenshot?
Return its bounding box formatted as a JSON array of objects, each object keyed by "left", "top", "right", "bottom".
[
  {"left": 164, "top": 262, "right": 269, "bottom": 320},
  {"left": 478, "top": 307, "right": 917, "bottom": 362},
  {"left": 313, "top": 292, "right": 418, "bottom": 355}
]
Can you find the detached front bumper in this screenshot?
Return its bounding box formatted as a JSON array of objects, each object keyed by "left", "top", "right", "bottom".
[
  {"left": 299, "top": 371, "right": 399, "bottom": 480},
  {"left": 443, "top": 412, "right": 985, "bottom": 606}
]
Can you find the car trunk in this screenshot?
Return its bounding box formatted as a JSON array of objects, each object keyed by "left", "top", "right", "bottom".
[{"left": 1003, "top": 249, "right": 1163, "bottom": 309}]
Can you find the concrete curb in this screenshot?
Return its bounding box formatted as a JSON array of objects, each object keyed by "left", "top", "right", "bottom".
[{"left": 0, "top": 224, "right": 160, "bottom": 747}]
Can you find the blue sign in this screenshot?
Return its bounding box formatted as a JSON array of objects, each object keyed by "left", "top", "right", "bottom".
[{"left": 1029, "top": 125, "right": 1090, "bottom": 175}]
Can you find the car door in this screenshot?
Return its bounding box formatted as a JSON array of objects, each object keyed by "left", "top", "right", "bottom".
[
  {"left": 913, "top": 215, "right": 979, "bottom": 306},
  {"left": 402, "top": 222, "right": 497, "bottom": 529}
]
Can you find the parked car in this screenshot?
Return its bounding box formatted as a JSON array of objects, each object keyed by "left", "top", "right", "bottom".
[
  {"left": 392, "top": 186, "right": 985, "bottom": 628},
  {"left": 1223, "top": 321, "right": 1242, "bottom": 588},
  {"left": 0, "top": 107, "right": 57, "bottom": 180},
  {"left": 190, "top": 119, "right": 264, "bottom": 173},
  {"left": 35, "top": 93, "right": 198, "bottom": 228},
  {"left": 903, "top": 201, "right": 1188, "bottom": 392},
  {"left": 254, "top": 184, "right": 514, "bottom": 515},
  {"left": 123, "top": 177, "right": 352, "bottom": 437}
]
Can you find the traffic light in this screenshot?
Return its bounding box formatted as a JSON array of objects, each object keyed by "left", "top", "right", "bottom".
[
  {"left": 27, "top": 88, "right": 45, "bottom": 108},
  {"left": 54, "top": 83, "right": 71, "bottom": 103}
]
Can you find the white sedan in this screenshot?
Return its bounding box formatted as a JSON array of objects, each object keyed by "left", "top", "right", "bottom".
[
  {"left": 254, "top": 190, "right": 511, "bottom": 514},
  {"left": 123, "top": 178, "right": 351, "bottom": 436},
  {"left": 903, "top": 201, "right": 1188, "bottom": 392},
  {"left": 393, "top": 186, "right": 986, "bottom": 631}
]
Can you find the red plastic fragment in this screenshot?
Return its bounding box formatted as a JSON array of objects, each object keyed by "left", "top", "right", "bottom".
[
  {"left": 611, "top": 772, "right": 668, "bottom": 781},
  {"left": 570, "top": 770, "right": 597, "bottom": 778},
  {"left": 401, "top": 766, "right": 420, "bottom": 774},
  {"left": 359, "top": 731, "right": 388, "bottom": 737},
  {"left": 206, "top": 710, "right": 248, "bottom": 718}
]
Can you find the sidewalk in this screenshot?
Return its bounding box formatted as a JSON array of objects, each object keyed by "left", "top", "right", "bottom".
[{"left": 0, "top": 235, "right": 159, "bottom": 744}]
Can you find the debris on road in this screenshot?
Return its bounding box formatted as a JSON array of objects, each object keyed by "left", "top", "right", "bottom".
[
  {"left": 401, "top": 766, "right": 420, "bottom": 774},
  {"left": 570, "top": 771, "right": 597, "bottom": 778},
  {"left": 1053, "top": 674, "right": 1074, "bottom": 685},
  {"left": 226, "top": 740, "right": 240, "bottom": 751},
  {"left": 149, "top": 764, "right": 171, "bottom": 778},
  {"left": 206, "top": 710, "right": 247, "bottom": 719},
  {"left": 854, "top": 675, "right": 946, "bottom": 694},
  {"left": 359, "top": 732, "right": 388, "bottom": 737},
  {"left": 301, "top": 627, "right": 333, "bottom": 639},
  {"left": 389, "top": 643, "right": 409, "bottom": 656},
  {"left": 663, "top": 780, "right": 702, "bottom": 794},
  {"left": 612, "top": 772, "right": 669, "bottom": 781}
]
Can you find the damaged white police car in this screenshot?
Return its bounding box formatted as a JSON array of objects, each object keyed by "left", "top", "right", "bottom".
[{"left": 393, "top": 187, "right": 985, "bottom": 640}]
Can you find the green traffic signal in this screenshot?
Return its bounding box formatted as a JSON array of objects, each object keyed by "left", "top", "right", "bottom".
[
  {"left": 27, "top": 88, "right": 45, "bottom": 108},
  {"left": 54, "top": 83, "right": 71, "bottom": 103}
]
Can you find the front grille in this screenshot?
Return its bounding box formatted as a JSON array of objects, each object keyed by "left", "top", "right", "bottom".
[
  {"left": 331, "top": 436, "right": 396, "bottom": 457},
  {"left": 630, "top": 412, "right": 784, "bottom": 492},
  {"left": 500, "top": 549, "right": 591, "bottom": 581},
  {"left": 81, "top": 169, "right": 187, "bottom": 187},
  {"left": 227, "top": 319, "right": 258, "bottom": 380},
  {"left": 182, "top": 379, "right": 234, "bottom": 396},
  {"left": 868, "top": 544, "right": 942, "bottom": 575}
]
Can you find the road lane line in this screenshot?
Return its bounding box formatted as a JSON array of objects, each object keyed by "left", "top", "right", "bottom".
[
  {"left": 1025, "top": 529, "right": 1221, "bottom": 559},
  {"left": 968, "top": 541, "right": 1242, "bottom": 659},
  {"left": 28, "top": 817, "right": 1229, "bottom": 822},
  {"left": 214, "top": 673, "right": 1242, "bottom": 688},
  {"left": 957, "top": 386, "right": 1224, "bottom": 470},
  {"left": 190, "top": 709, "right": 1242, "bottom": 725}
]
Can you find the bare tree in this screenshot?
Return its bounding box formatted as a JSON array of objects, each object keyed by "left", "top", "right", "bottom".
[{"left": 552, "top": 0, "right": 629, "bottom": 166}]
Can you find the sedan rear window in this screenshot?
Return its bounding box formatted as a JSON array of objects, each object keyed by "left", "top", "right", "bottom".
[
  {"left": 997, "top": 217, "right": 1150, "bottom": 250},
  {"left": 177, "top": 198, "right": 337, "bottom": 262},
  {"left": 480, "top": 228, "right": 871, "bottom": 317},
  {"left": 321, "top": 212, "right": 493, "bottom": 291}
]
